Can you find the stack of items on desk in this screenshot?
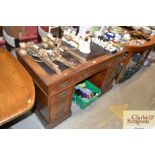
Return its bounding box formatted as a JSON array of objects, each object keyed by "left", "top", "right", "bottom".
[
  {"left": 126, "top": 26, "right": 155, "bottom": 35},
  {"left": 92, "top": 26, "right": 151, "bottom": 53},
  {"left": 91, "top": 26, "right": 130, "bottom": 53},
  {"left": 62, "top": 29, "right": 92, "bottom": 54},
  {"left": 61, "top": 26, "right": 152, "bottom": 55},
  {"left": 61, "top": 26, "right": 154, "bottom": 54},
  {"left": 19, "top": 32, "right": 88, "bottom": 74},
  {"left": 73, "top": 80, "right": 101, "bottom": 109}
]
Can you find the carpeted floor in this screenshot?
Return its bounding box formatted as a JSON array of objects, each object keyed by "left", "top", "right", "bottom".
[{"left": 10, "top": 63, "right": 155, "bottom": 129}]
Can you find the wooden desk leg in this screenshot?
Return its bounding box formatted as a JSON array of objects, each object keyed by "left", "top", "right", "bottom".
[
  {"left": 143, "top": 48, "right": 152, "bottom": 62},
  {"left": 115, "top": 52, "right": 132, "bottom": 83}
]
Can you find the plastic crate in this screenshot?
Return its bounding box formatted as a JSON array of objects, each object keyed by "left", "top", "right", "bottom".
[{"left": 73, "top": 80, "right": 101, "bottom": 109}]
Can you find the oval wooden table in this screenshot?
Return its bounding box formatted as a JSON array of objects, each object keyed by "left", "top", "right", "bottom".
[{"left": 0, "top": 48, "right": 35, "bottom": 126}]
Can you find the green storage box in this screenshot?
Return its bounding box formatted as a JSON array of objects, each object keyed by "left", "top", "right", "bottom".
[{"left": 73, "top": 80, "right": 101, "bottom": 109}]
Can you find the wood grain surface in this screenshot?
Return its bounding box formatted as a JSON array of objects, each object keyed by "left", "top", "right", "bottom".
[{"left": 0, "top": 48, "right": 35, "bottom": 126}]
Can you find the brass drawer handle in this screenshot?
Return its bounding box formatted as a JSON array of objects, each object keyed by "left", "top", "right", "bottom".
[
  {"left": 59, "top": 81, "right": 69, "bottom": 88},
  {"left": 58, "top": 91, "right": 67, "bottom": 97}
]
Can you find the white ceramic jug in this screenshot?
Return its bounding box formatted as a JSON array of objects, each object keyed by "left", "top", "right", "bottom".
[{"left": 79, "top": 39, "right": 91, "bottom": 54}]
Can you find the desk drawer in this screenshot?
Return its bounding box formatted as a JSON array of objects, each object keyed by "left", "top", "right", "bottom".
[
  {"left": 49, "top": 87, "right": 73, "bottom": 122},
  {"left": 75, "top": 62, "right": 108, "bottom": 83},
  {"left": 49, "top": 78, "right": 75, "bottom": 95}
]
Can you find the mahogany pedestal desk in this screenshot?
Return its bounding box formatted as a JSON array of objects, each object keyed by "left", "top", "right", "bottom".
[
  {"left": 16, "top": 43, "right": 125, "bottom": 128},
  {"left": 0, "top": 48, "right": 35, "bottom": 126}
]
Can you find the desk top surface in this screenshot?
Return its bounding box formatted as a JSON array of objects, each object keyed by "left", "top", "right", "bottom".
[
  {"left": 16, "top": 35, "right": 155, "bottom": 86},
  {"left": 16, "top": 43, "right": 125, "bottom": 85},
  {"left": 0, "top": 48, "right": 35, "bottom": 126}
]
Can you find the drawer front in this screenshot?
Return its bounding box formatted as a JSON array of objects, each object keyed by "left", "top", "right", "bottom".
[
  {"left": 75, "top": 62, "right": 108, "bottom": 83},
  {"left": 49, "top": 87, "right": 73, "bottom": 122},
  {"left": 49, "top": 78, "right": 75, "bottom": 95}
]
